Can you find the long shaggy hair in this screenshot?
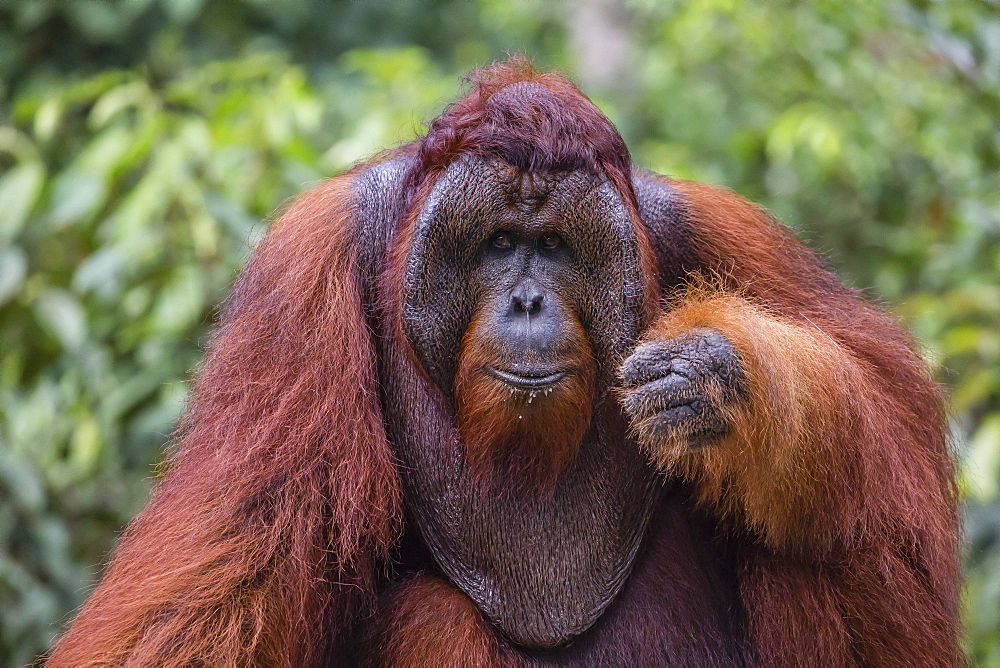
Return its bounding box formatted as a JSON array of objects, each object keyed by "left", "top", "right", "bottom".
[
  {"left": 402, "top": 56, "right": 636, "bottom": 213},
  {"left": 47, "top": 177, "right": 403, "bottom": 666}
]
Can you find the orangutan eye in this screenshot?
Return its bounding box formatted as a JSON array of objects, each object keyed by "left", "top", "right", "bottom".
[
  {"left": 540, "top": 233, "right": 561, "bottom": 251},
  {"left": 492, "top": 232, "right": 513, "bottom": 250}
]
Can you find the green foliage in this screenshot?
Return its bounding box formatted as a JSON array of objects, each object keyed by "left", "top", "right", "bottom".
[{"left": 1, "top": 0, "right": 997, "bottom": 663}]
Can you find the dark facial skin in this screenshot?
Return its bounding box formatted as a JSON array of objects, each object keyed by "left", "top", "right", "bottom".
[
  {"left": 402, "top": 156, "right": 647, "bottom": 396},
  {"left": 479, "top": 229, "right": 577, "bottom": 390}
]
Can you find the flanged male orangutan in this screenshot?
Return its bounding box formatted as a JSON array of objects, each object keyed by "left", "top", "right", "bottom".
[{"left": 49, "top": 59, "right": 960, "bottom": 667}]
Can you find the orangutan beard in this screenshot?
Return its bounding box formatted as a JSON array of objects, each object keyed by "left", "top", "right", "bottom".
[{"left": 453, "top": 332, "right": 597, "bottom": 494}]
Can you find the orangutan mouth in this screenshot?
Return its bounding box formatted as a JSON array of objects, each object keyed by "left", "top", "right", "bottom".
[{"left": 489, "top": 367, "right": 567, "bottom": 391}]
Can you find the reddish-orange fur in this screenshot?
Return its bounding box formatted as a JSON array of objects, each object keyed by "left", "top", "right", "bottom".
[
  {"left": 403, "top": 58, "right": 633, "bottom": 208},
  {"left": 454, "top": 311, "right": 597, "bottom": 491},
  {"left": 637, "top": 178, "right": 960, "bottom": 664},
  {"left": 47, "top": 177, "right": 403, "bottom": 666},
  {"left": 366, "top": 576, "right": 516, "bottom": 667}
]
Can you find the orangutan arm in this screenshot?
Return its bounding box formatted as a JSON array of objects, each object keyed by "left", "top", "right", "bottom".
[
  {"left": 624, "top": 176, "right": 960, "bottom": 665},
  {"left": 47, "top": 174, "right": 403, "bottom": 667}
]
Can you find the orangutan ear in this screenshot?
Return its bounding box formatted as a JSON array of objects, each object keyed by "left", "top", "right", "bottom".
[{"left": 47, "top": 163, "right": 407, "bottom": 666}]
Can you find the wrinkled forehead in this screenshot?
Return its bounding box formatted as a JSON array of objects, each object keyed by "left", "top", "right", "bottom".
[
  {"left": 406, "top": 155, "right": 638, "bottom": 260},
  {"left": 471, "top": 160, "right": 606, "bottom": 228}
]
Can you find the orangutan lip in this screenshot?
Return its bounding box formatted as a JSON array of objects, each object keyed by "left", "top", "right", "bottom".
[{"left": 489, "top": 368, "right": 567, "bottom": 390}]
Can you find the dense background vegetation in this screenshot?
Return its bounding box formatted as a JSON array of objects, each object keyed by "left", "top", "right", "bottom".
[{"left": 1, "top": 0, "right": 998, "bottom": 663}]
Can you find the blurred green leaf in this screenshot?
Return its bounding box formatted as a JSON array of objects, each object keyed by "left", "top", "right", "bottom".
[
  {"left": 33, "top": 289, "right": 87, "bottom": 352},
  {"left": 968, "top": 416, "right": 1000, "bottom": 503},
  {"left": 0, "top": 162, "right": 45, "bottom": 243},
  {"left": 0, "top": 245, "right": 27, "bottom": 305},
  {"left": 47, "top": 170, "right": 105, "bottom": 229}
]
